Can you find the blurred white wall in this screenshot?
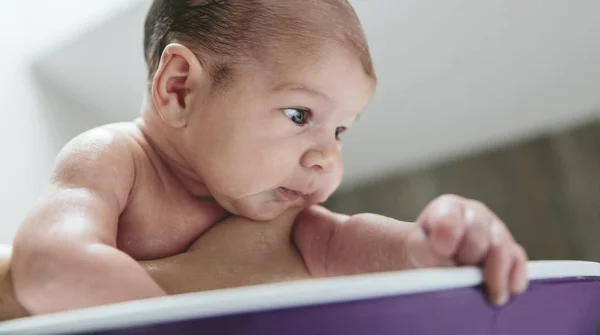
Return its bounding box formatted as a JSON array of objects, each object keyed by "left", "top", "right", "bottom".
[
  {"left": 0, "top": 0, "right": 135, "bottom": 243},
  {"left": 349, "top": 0, "right": 600, "bottom": 181}
]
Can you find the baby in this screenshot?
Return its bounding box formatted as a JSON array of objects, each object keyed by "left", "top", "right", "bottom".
[{"left": 11, "top": 0, "right": 528, "bottom": 316}]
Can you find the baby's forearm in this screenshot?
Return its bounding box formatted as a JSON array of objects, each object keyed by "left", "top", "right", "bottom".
[
  {"left": 12, "top": 242, "right": 166, "bottom": 315},
  {"left": 0, "top": 246, "right": 167, "bottom": 321},
  {"left": 321, "top": 214, "right": 417, "bottom": 277}
]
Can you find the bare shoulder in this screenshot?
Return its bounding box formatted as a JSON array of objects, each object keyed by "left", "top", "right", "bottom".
[
  {"left": 54, "top": 122, "right": 144, "bottom": 168},
  {"left": 50, "top": 122, "right": 148, "bottom": 207}
]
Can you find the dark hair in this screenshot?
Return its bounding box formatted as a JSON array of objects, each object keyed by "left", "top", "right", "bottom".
[{"left": 144, "top": 0, "right": 375, "bottom": 88}]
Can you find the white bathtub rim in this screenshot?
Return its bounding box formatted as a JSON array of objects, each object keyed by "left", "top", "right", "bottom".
[{"left": 0, "top": 260, "right": 599, "bottom": 335}]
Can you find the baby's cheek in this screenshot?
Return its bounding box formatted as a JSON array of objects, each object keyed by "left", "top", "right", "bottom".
[{"left": 329, "top": 165, "right": 345, "bottom": 193}]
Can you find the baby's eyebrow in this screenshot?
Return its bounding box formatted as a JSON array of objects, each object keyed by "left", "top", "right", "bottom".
[{"left": 272, "top": 82, "right": 332, "bottom": 102}]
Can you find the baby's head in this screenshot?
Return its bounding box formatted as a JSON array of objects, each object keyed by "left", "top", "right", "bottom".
[{"left": 143, "top": 0, "right": 376, "bottom": 220}]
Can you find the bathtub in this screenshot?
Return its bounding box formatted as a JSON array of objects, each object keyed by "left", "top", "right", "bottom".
[{"left": 0, "top": 260, "right": 599, "bottom": 335}]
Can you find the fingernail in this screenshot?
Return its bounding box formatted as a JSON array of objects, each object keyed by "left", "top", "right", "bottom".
[
  {"left": 464, "top": 207, "right": 476, "bottom": 225},
  {"left": 490, "top": 223, "right": 503, "bottom": 246},
  {"left": 513, "top": 278, "right": 528, "bottom": 294},
  {"left": 494, "top": 291, "right": 509, "bottom": 306}
]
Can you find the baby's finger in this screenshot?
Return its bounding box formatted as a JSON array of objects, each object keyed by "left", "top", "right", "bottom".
[
  {"left": 418, "top": 195, "right": 467, "bottom": 258},
  {"left": 455, "top": 202, "right": 492, "bottom": 265},
  {"left": 405, "top": 228, "right": 455, "bottom": 269},
  {"left": 509, "top": 244, "right": 529, "bottom": 294},
  {"left": 483, "top": 222, "right": 512, "bottom": 306}
]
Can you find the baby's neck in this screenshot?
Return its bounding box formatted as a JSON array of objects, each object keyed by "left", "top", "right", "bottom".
[{"left": 135, "top": 112, "right": 212, "bottom": 198}]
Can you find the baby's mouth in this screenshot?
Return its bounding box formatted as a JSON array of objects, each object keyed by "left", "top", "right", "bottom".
[{"left": 277, "top": 187, "right": 302, "bottom": 201}]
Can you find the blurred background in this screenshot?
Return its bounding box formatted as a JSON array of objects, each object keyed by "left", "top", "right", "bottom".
[{"left": 0, "top": 0, "right": 598, "bottom": 264}]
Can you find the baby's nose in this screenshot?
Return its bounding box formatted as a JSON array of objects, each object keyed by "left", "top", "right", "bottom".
[{"left": 301, "top": 146, "right": 339, "bottom": 173}]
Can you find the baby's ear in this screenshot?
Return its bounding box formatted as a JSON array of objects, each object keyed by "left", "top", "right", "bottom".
[{"left": 150, "top": 43, "right": 205, "bottom": 128}]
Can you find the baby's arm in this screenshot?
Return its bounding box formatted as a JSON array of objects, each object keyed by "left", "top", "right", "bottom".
[
  {"left": 294, "top": 196, "right": 528, "bottom": 306},
  {"left": 293, "top": 206, "right": 416, "bottom": 277},
  {"left": 11, "top": 128, "right": 165, "bottom": 315}
]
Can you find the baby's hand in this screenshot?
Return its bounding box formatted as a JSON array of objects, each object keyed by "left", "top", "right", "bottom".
[{"left": 408, "top": 195, "right": 528, "bottom": 305}]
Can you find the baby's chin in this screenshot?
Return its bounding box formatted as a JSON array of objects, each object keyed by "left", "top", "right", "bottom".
[{"left": 226, "top": 199, "right": 305, "bottom": 222}]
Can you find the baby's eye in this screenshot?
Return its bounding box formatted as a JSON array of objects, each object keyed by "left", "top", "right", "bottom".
[
  {"left": 335, "top": 126, "right": 347, "bottom": 140},
  {"left": 282, "top": 108, "right": 310, "bottom": 126}
]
